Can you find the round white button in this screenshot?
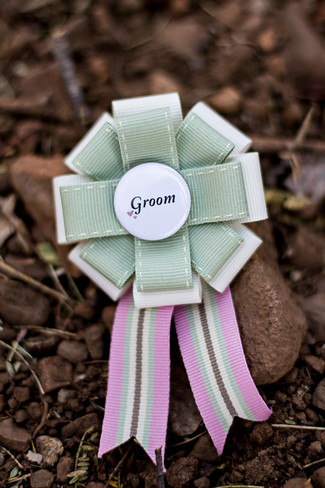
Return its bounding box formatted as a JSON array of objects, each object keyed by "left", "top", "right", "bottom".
[{"left": 114, "top": 163, "right": 191, "bottom": 241}]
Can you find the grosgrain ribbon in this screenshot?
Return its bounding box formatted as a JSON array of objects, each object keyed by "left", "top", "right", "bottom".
[{"left": 53, "top": 93, "right": 271, "bottom": 464}]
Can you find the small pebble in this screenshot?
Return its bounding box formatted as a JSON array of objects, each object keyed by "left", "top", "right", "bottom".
[
  {"left": 35, "top": 435, "right": 64, "bottom": 466},
  {"left": 56, "top": 456, "right": 74, "bottom": 483},
  {"left": 312, "top": 379, "right": 325, "bottom": 411},
  {"left": 30, "top": 469, "right": 54, "bottom": 488},
  {"left": 250, "top": 422, "right": 274, "bottom": 445},
  {"left": 57, "top": 340, "right": 88, "bottom": 363},
  {"left": 26, "top": 450, "right": 43, "bottom": 465},
  {"left": 311, "top": 466, "right": 325, "bottom": 488}
]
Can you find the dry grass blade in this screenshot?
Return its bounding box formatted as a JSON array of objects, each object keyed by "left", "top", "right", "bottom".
[
  {"left": 272, "top": 424, "right": 325, "bottom": 431},
  {"left": 0, "top": 446, "right": 24, "bottom": 470},
  {"left": 104, "top": 445, "right": 132, "bottom": 488},
  {"left": 0, "top": 259, "right": 74, "bottom": 308},
  {"left": 14, "top": 325, "right": 77, "bottom": 338},
  {"left": 0, "top": 340, "right": 45, "bottom": 395}
]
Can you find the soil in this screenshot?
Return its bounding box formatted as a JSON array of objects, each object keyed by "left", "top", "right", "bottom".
[{"left": 0, "top": 1, "right": 325, "bottom": 487}]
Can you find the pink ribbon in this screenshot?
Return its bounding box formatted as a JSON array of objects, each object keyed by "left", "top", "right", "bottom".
[{"left": 99, "top": 285, "right": 271, "bottom": 464}]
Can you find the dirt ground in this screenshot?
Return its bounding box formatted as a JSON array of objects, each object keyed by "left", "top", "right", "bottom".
[{"left": 0, "top": 1, "right": 325, "bottom": 487}]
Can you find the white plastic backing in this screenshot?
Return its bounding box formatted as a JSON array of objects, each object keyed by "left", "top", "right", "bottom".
[
  {"left": 208, "top": 224, "right": 262, "bottom": 293},
  {"left": 69, "top": 243, "right": 132, "bottom": 301},
  {"left": 65, "top": 112, "right": 115, "bottom": 174},
  {"left": 133, "top": 272, "right": 202, "bottom": 308},
  {"left": 112, "top": 93, "right": 183, "bottom": 132},
  {"left": 228, "top": 152, "right": 268, "bottom": 223},
  {"left": 189, "top": 102, "right": 251, "bottom": 154}
]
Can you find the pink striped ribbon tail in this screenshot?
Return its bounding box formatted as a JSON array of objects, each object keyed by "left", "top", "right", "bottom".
[
  {"left": 98, "top": 289, "right": 174, "bottom": 464},
  {"left": 174, "top": 283, "right": 272, "bottom": 454}
]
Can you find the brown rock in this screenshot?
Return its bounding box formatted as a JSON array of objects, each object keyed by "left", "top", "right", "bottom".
[
  {"left": 84, "top": 324, "right": 105, "bottom": 359},
  {"left": 233, "top": 255, "right": 307, "bottom": 384},
  {"left": 13, "top": 386, "right": 30, "bottom": 404},
  {"left": 56, "top": 456, "right": 74, "bottom": 483},
  {"left": 35, "top": 435, "right": 64, "bottom": 466},
  {"left": 0, "top": 278, "right": 50, "bottom": 326},
  {"left": 10, "top": 155, "right": 76, "bottom": 274},
  {"left": 61, "top": 413, "right": 100, "bottom": 439},
  {"left": 284, "top": 227, "right": 325, "bottom": 271},
  {"left": 150, "top": 70, "right": 180, "bottom": 95},
  {"left": 190, "top": 434, "right": 219, "bottom": 463},
  {"left": 30, "top": 469, "right": 54, "bottom": 488},
  {"left": 283, "top": 477, "right": 312, "bottom": 488},
  {"left": 208, "top": 86, "right": 241, "bottom": 115},
  {"left": 303, "top": 355, "right": 325, "bottom": 375},
  {"left": 0, "top": 417, "right": 31, "bottom": 452},
  {"left": 193, "top": 476, "right": 210, "bottom": 488},
  {"left": 250, "top": 422, "right": 274, "bottom": 445},
  {"left": 298, "top": 293, "right": 325, "bottom": 343},
  {"left": 57, "top": 340, "right": 88, "bottom": 364},
  {"left": 312, "top": 379, "right": 325, "bottom": 411},
  {"left": 166, "top": 457, "right": 199, "bottom": 488},
  {"left": 38, "top": 356, "right": 72, "bottom": 393},
  {"left": 257, "top": 26, "right": 278, "bottom": 52},
  {"left": 101, "top": 305, "right": 116, "bottom": 334},
  {"left": 312, "top": 466, "right": 325, "bottom": 488}
]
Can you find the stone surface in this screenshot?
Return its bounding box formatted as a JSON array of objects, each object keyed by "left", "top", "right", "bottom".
[
  {"left": 0, "top": 278, "right": 50, "bottom": 326},
  {"left": 0, "top": 417, "right": 31, "bottom": 452},
  {"left": 283, "top": 477, "right": 313, "bottom": 488},
  {"left": 26, "top": 450, "right": 43, "bottom": 464},
  {"left": 61, "top": 413, "right": 100, "bottom": 439},
  {"left": 209, "top": 86, "right": 242, "bottom": 115},
  {"left": 166, "top": 457, "right": 199, "bottom": 488},
  {"left": 10, "top": 154, "right": 77, "bottom": 275},
  {"left": 190, "top": 434, "right": 219, "bottom": 463},
  {"left": 312, "top": 379, "right": 325, "bottom": 411},
  {"left": 232, "top": 255, "right": 307, "bottom": 385},
  {"left": 56, "top": 456, "right": 74, "bottom": 483},
  {"left": 30, "top": 469, "right": 54, "bottom": 488},
  {"left": 57, "top": 339, "right": 88, "bottom": 363},
  {"left": 250, "top": 422, "right": 274, "bottom": 445},
  {"left": 38, "top": 356, "right": 72, "bottom": 393},
  {"left": 312, "top": 467, "right": 325, "bottom": 488},
  {"left": 84, "top": 324, "right": 105, "bottom": 359},
  {"left": 35, "top": 435, "right": 64, "bottom": 466}
]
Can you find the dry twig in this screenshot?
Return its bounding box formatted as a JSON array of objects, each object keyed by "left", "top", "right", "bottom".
[
  {"left": 0, "top": 446, "right": 24, "bottom": 470},
  {"left": 0, "top": 340, "right": 45, "bottom": 395},
  {"left": 52, "top": 30, "right": 90, "bottom": 128},
  {"left": 104, "top": 445, "right": 132, "bottom": 488},
  {"left": 0, "top": 259, "right": 74, "bottom": 308},
  {"left": 272, "top": 423, "right": 325, "bottom": 431},
  {"left": 155, "top": 447, "right": 165, "bottom": 488}
]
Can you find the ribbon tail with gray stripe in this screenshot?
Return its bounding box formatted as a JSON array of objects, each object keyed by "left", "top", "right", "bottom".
[
  {"left": 99, "top": 284, "right": 271, "bottom": 464},
  {"left": 173, "top": 283, "right": 272, "bottom": 455}
]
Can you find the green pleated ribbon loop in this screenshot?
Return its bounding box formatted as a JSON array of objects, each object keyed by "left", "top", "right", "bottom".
[
  {"left": 80, "top": 235, "right": 135, "bottom": 288},
  {"left": 58, "top": 102, "right": 263, "bottom": 293},
  {"left": 182, "top": 162, "right": 249, "bottom": 225},
  {"left": 135, "top": 227, "right": 192, "bottom": 292},
  {"left": 60, "top": 180, "right": 127, "bottom": 242},
  {"left": 176, "top": 112, "right": 234, "bottom": 170},
  {"left": 116, "top": 108, "right": 179, "bottom": 171},
  {"left": 189, "top": 223, "right": 243, "bottom": 282}
]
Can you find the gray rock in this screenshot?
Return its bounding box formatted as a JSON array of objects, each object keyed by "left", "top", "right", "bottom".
[{"left": 35, "top": 435, "right": 64, "bottom": 466}]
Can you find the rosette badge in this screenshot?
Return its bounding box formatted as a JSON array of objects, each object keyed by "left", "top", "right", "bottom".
[{"left": 54, "top": 93, "right": 271, "bottom": 464}]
